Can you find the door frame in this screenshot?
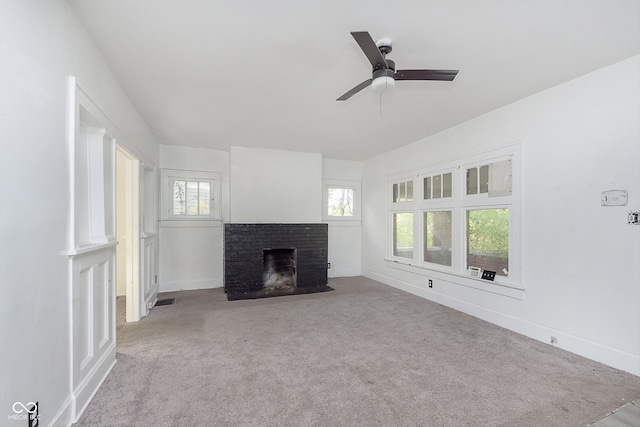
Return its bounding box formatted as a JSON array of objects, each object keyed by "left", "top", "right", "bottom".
[{"left": 116, "top": 145, "right": 142, "bottom": 322}]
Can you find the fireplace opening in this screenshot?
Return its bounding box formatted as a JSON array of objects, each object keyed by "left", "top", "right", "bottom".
[{"left": 262, "top": 248, "right": 297, "bottom": 292}]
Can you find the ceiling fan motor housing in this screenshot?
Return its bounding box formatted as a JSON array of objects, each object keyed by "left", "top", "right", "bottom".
[
  {"left": 374, "top": 58, "right": 396, "bottom": 81},
  {"left": 373, "top": 67, "right": 396, "bottom": 80}
]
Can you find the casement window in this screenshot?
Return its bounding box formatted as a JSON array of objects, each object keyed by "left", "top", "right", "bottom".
[
  {"left": 387, "top": 143, "right": 521, "bottom": 288},
  {"left": 393, "top": 212, "right": 414, "bottom": 259},
  {"left": 161, "top": 169, "right": 221, "bottom": 221},
  {"left": 322, "top": 180, "right": 361, "bottom": 221},
  {"left": 466, "top": 208, "right": 509, "bottom": 275},
  {"left": 424, "top": 210, "right": 452, "bottom": 267}
]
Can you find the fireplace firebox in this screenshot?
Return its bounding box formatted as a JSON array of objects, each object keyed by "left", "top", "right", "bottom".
[
  {"left": 224, "top": 224, "right": 331, "bottom": 300},
  {"left": 262, "top": 248, "right": 297, "bottom": 292}
]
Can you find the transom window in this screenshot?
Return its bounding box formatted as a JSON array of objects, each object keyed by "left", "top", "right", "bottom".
[
  {"left": 424, "top": 172, "right": 452, "bottom": 199},
  {"left": 466, "top": 165, "right": 489, "bottom": 195},
  {"left": 392, "top": 179, "right": 413, "bottom": 203}
]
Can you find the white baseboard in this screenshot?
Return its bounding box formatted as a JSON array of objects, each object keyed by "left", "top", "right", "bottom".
[
  {"left": 362, "top": 269, "right": 640, "bottom": 377},
  {"left": 328, "top": 268, "right": 361, "bottom": 278},
  {"left": 48, "top": 395, "right": 74, "bottom": 427},
  {"left": 159, "top": 278, "right": 223, "bottom": 292},
  {"left": 72, "top": 344, "right": 117, "bottom": 423}
]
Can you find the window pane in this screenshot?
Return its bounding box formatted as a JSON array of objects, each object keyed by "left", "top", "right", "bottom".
[
  {"left": 479, "top": 165, "right": 489, "bottom": 194},
  {"left": 393, "top": 183, "right": 398, "bottom": 203},
  {"left": 467, "top": 209, "right": 508, "bottom": 276},
  {"left": 424, "top": 211, "right": 452, "bottom": 266},
  {"left": 399, "top": 182, "right": 406, "bottom": 202},
  {"left": 199, "top": 181, "right": 210, "bottom": 215},
  {"left": 328, "top": 188, "right": 354, "bottom": 217},
  {"left": 433, "top": 175, "right": 442, "bottom": 199},
  {"left": 173, "top": 180, "right": 186, "bottom": 215},
  {"left": 393, "top": 213, "right": 413, "bottom": 259},
  {"left": 186, "top": 181, "right": 199, "bottom": 215},
  {"left": 424, "top": 177, "right": 431, "bottom": 200},
  {"left": 406, "top": 181, "right": 413, "bottom": 201},
  {"left": 467, "top": 168, "right": 478, "bottom": 195},
  {"left": 442, "top": 173, "right": 452, "bottom": 198}
]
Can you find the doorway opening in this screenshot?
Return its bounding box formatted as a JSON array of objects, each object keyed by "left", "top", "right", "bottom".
[{"left": 116, "top": 146, "right": 141, "bottom": 322}]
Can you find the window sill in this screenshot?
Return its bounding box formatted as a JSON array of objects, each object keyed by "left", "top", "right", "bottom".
[
  {"left": 159, "top": 219, "right": 222, "bottom": 228},
  {"left": 384, "top": 259, "right": 524, "bottom": 300},
  {"left": 66, "top": 241, "right": 118, "bottom": 257}
]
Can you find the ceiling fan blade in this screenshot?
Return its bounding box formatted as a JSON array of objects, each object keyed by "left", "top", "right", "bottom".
[
  {"left": 395, "top": 69, "right": 459, "bottom": 81},
  {"left": 336, "top": 79, "right": 373, "bottom": 101},
  {"left": 351, "top": 31, "right": 388, "bottom": 71}
]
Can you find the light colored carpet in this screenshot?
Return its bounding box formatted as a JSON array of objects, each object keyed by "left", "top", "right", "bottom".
[{"left": 76, "top": 277, "right": 639, "bottom": 426}]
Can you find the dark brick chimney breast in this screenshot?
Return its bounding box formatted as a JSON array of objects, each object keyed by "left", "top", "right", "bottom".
[{"left": 224, "top": 224, "right": 330, "bottom": 300}]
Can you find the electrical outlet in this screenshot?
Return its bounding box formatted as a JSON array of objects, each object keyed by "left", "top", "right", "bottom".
[
  {"left": 428, "top": 279, "right": 433, "bottom": 288},
  {"left": 550, "top": 336, "right": 558, "bottom": 345},
  {"left": 328, "top": 262, "right": 331, "bottom": 269}
]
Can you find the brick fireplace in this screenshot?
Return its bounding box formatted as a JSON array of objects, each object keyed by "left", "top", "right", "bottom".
[{"left": 224, "top": 224, "right": 330, "bottom": 300}]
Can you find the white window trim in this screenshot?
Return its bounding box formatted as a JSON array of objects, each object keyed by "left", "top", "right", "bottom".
[
  {"left": 387, "top": 176, "right": 417, "bottom": 263},
  {"left": 385, "top": 142, "right": 523, "bottom": 296},
  {"left": 390, "top": 177, "right": 416, "bottom": 205},
  {"left": 322, "top": 179, "right": 362, "bottom": 222},
  {"left": 160, "top": 169, "right": 221, "bottom": 225}
]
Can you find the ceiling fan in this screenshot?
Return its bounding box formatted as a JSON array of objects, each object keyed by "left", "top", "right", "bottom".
[{"left": 337, "top": 31, "right": 459, "bottom": 101}]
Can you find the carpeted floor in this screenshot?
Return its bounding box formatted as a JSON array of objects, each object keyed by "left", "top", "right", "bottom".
[{"left": 75, "top": 277, "right": 639, "bottom": 426}]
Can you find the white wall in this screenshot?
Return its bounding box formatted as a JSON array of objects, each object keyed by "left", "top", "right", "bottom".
[
  {"left": 0, "top": 1, "right": 159, "bottom": 425},
  {"left": 230, "top": 146, "right": 322, "bottom": 223},
  {"left": 361, "top": 56, "right": 640, "bottom": 375},
  {"left": 323, "top": 159, "right": 362, "bottom": 277},
  {"left": 159, "top": 145, "right": 229, "bottom": 292}
]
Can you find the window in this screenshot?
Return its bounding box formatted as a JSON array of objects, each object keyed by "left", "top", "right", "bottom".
[
  {"left": 322, "top": 180, "right": 361, "bottom": 221},
  {"left": 466, "top": 165, "right": 489, "bottom": 195},
  {"left": 424, "top": 211, "right": 452, "bottom": 267},
  {"left": 393, "top": 212, "right": 414, "bottom": 259},
  {"left": 424, "top": 172, "right": 452, "bottom": 199},
  {"left": 393, "top": 179, "right": 413, "bottom": 203},
  {"left": 327, "top": 187, "right": 354, "bottom": 217},
  {"left": 386, "top": 144, "right": 521, "bottom": 289},
  {"left": 161, "top": 169, "right": 221, "bottom": 221},
  {"left": 466, "top": 208, "right": 508, "bottom": 275},
  {"left": 172, "top": 180, "right": 211, "bottom": 216}
]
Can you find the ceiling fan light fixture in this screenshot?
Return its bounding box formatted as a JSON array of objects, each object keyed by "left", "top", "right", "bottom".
[{"left": 371, "top": 76, "right": 395, "bottom": 93}]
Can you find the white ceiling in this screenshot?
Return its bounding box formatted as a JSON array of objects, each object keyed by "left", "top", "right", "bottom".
[{"left": 68, "top": 0, "right": 639, "bottom": 161}]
